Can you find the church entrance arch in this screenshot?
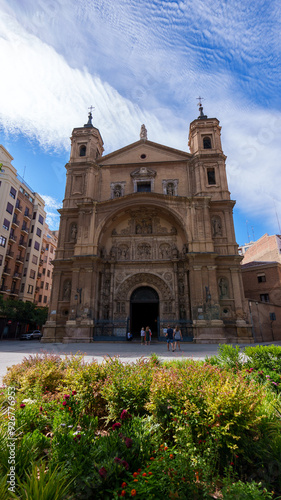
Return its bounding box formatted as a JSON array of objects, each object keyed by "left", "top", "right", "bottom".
[{"left": 130, "top": 287, "right": 159, "bottom": 337}]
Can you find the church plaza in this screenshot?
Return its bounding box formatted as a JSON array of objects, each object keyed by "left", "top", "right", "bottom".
[{"left": 1, "top": 339, "right": 280, "bottom": 383}]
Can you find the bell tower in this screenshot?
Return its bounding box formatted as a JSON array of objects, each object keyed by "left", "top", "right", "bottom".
[{"left": 188, "top": 100, "right": 230, "bottom": 200}]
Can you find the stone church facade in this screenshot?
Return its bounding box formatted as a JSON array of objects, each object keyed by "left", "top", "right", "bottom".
[{"left": 42, "top": 107, "right": 253, "bottom": 343}]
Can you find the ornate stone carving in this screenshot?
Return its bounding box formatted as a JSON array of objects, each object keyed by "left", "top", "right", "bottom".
[
  {"left": 116, "top": 273, "right": 173, "bottom": 301},
  {"left": 137, "top": 243, "right": 151, "bottom": 259},
  {"left": 135, "top": 217, "right": 152, "bottom": 234},
  {"left": 140, "top": 124, "right": 147, "bottom": 140},
  {"left": 118, "top": 244, "right": 130, "bottom": 260},
  {"left": 159, "top": 243, "right": 171, "bottom": 259}
]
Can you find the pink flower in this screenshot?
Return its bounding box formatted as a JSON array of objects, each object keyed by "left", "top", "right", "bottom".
[
  {"left": 62, "top": 401, "right": 67, "bottom": 406},
  {"left": 72, "top": 390, "right": 77, "bottom": 395},
  {"left": 64, "top": 394, "right": 70, "bottom": 399},
  {"left": 98, "top": 467, "right": 107, "bottom": 479},
  {"left": 114, "top": 457, "right": 122, "bottom": 464},
  {"left": 39, "top": 406, "right": 43, "bottom": 411},
  {"left": 125, "top": 437, "right": 133, "bottom": 448},
  {"left": 112, "top": 422, "right": 121, "bottom": 430},
  {"left": 122, "top": 460, "right": 129, "bottom": 470},
  {"left": 20, "top": 403, "right": 25, "bottom": 408}
]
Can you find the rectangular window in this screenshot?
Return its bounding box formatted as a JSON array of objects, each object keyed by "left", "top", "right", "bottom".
[
  {"left": 257, "top": 275, "right": 266, "bottom": 283},
  {"left": 6, "top": 202, "right": 14, "bottom": 214},
  {"left": 42, "top": 268, "right": 46, "bottom": 275},
  {"left": 45, "top": 282, "right": 49, "bottom": 290},
  {"left": 0, "top": 236, "right": 7, "bottom": 247},
  {"left": 30, "top": 269, "right": 36, "bottom": 279},
  {"left": 47, "top": 270, "right": 51, "bottom": 277},
  {"left": 20, "top": 283, "right": 25, "bottom": 292},
  {"left": 40, "top": 281, "right": 44, "bottom": 289},
  {"left": 39, "top": 295, "right": 42, "bottom": 302},
  {"left": 32, "top": 255, "right": 38, "bottom": 265},
  {"left": 33, "top": 212, "right": 37, "bottom": 220},
  {"left": 23, "top": 268, "right": 27, "bottom": 277},
  {"left": 10, "top": 187, "right": 17, "bottom": 199},
  {"left": 20, "top": 187, "right": 24, "bottom": 194},
  {"left": 31, "top": 225, "right": 34, "bottom": 233},
  {"left": 27, "top": 284, "right": 34, "bottom": 294},
  {"left": 137, "top": 182, "right": 151, "bottom": 192},
  {"left": 43, "top": 296, "right": 47, "bottom": 303},
  {"left": 25, "top": 253, "right": 29, "bottom": 261},
  {"left": 260, "top": 294, "right": 269, "bottom": 303},
  {"left": 34, "top": 241, "right": 40, "bottom": 251},
  {"left": 3, "top": 218, "right": 10, "bottom": 231},
  {"left": 50, "top": 246, "right": 54, "bottom": 254},
  {"left": 36, "top": 228, "right": 42, "bottom": 237},
  {"left": 0, "top": 255, "right": 2, "bottom": 265},
  {"left": 28, "top": 239, "right": 32, "bottom": 247},
  {"left": 38, "top": 214, "right": 44, "bottom": 225},
  {"left": 207, "top": 168, "right": 216, "bottom": 185}
]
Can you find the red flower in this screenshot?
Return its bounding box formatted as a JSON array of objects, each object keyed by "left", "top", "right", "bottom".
[
  {"left": 121, "top": 491, "right": 126, "bottom": 497},
  {"left": 72, "top": 390, "right": 77, "bottom": 395},
  {"left": 133, "top": 472, "right": 138, "bottom": 478},
  {"left": 122, "top": 482, "right": 127, "bottom": 487},
  {"left": 39, "top": 406, "right": 43, "bottom": 411},
  {"left": 142, "top": 473, "right": 147, "bottom": 477},
  {"left": 125, "top": 438, "right": 133, "bottom": 448},
  {"left": 98, "top": 467, "right": 107, "bottom": 479},
  {"left": 120, "top": 409, "right": 132, "bottom": 420},
  {"left": 62, "top": 401, "right": 67, "bottom": 406},
  {"left": 114, "top": 457, "right": 122, "bottom": 464},
  {"left": 131, "top": 489, "right": 137, "bottom": 497},
  {"left": 64, "top": 394, "right": 70, "bottom": 399},
  {"left": 112, "top": 422, "right": 122, "bottom": 430},
  {"left": 20, "top": 404, "right": 25, "bottom": 408},
  {"left": 122, "top": 460, "right": 129, "bottom": 470}
]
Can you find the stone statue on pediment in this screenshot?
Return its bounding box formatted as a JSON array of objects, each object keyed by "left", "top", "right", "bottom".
[{"left": 140, "top": 124, "right": 147, "bottom": 140}]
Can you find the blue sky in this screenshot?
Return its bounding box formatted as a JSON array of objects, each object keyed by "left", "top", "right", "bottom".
[{"left": 0, "top": 0, "right": 280, "bottom": 245}]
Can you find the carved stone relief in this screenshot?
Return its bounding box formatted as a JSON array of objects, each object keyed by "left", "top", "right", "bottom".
[
  {"left": 116, "top": 273, "right": 173, "bottom": 301},
  {"left": 137, "top": 243, "right": 151, "bottom": 259},
  {"left": 159, "top": 243, "right": 171, "bottom": 259},
  {"left": 218, "top": 277, "right": 229, "bottom": 298},
  {"left": 62, "top": 280, "right": 71, "bottom": 301}
]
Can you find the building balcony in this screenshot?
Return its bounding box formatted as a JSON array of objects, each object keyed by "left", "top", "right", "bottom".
[
  {"left": 18, "top": 240, "right": 27, "bottom": 249},
  {"left": 21, "top": 225, "right": 29, "bottom": 235},
  {"left": 23, "top": 211, "right": 31, "bottom": 221},
  {"left": 10, "top": 288, "right": 19, "bottom": 296},
  {"left": 9, "top": 233, "right": 17, "bottom": 243},
  {"left": 13, "top": 272, "right": 22, "bottom": 280},
  {"left": 12, "top": 217, "right": 20, "bottom": 228},
  {"left": 41, "top": 247, "right": 46, "bottom": 253},
  {"left": 2, "top": 268, "right": 11, "bottom": 276},
  {"left": 37, "top": 272, "right": 42, "bottom": 278},
  {"left": 15, "top": 202, "right": 23, "bottom": 213},
  {"left": 0, "top": 285, "right": 8, "bottom": 293},
  {"left": 35, "top": 286, "right": 40, "bottom": 292},
  {"left": 39, "top": 259, "right": 44, "bottom": 266},
  {"left": 15, "top": 255, "right": 24, "bottom": 263},
  {"left": 5, "top": 250, "right": 14, "bottom": 259}
]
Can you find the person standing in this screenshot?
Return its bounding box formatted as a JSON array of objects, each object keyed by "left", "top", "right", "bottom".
[
  {"left": 173, "top": 325, "right": 183, "bottom": 351},
  {"left": 145, "top": 326, "right": 152, "bottom": 345},
  {"left": 140, "top": 327, "right": 145, "bottom": 344},
  {"left": 166, "top": 324, "right": 174, "bottom": 351}
]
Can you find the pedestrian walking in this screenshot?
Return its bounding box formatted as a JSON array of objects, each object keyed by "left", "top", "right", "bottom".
[
  {"left": 145, "top": 326, "right": 152, "bottom": 345},
  {"left": 166, "top": 324, "right": 174, "bottom": 351},
  {"left": 140, "top": 327, "right": 145, "bottom": 344},
  {"left": 173, "top": 325, "right": 183, "bottom": 351}
]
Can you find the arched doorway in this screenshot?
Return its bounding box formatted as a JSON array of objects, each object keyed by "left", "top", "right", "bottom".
[{"left": 130, "top": 287, "right": 159, "bottom": 337}]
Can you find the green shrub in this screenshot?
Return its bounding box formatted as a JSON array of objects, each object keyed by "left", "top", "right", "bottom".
[
  {"left": 100, "top": 357, "right": 155, "bottom": 421},
  {"left": 221, "top": 479, "right": 273, "bottom": 499}
]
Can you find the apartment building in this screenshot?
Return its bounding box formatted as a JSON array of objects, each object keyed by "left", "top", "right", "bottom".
[
  {"left": 34, "top": 225, "right": 58, "bottom": 307},
  {"left": 0, "top": 145, "right": 46, "bottom": 302}
]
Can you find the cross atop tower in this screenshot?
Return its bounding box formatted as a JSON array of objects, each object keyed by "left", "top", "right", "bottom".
[
  {"left": 84, "top": 105, "right": 95, "bottom": 128},
  {"left": 196, "top": 96, "right": 207, "bottom": 119}
]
